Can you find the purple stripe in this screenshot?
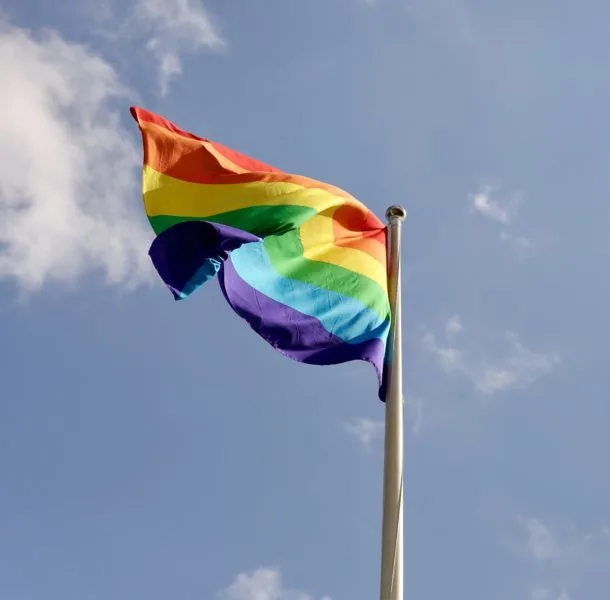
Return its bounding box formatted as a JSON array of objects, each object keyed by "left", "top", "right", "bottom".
[
  {"left": 149, "top": 221, "right": 261, "bottom": 299},
  {"left": 219, "top": 256, "right": 386, "bottom": 397}
]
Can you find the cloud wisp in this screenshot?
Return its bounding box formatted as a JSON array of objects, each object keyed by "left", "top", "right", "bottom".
[
  {"left": 423, "top": 317, "right": 559, "bottom": 394},
  {"left": 521, "top": 516, "right": 610, "bottom": 569},
  {"left": 518, "top": 516, "right": 610, "bottom": 600},
  {"left": 218, "top": 568, "right": 331, "bottom": 600},
  {"left": 133, "top": 0, "right": 224, "bottom": 95},
  {"left": 530, "top": 588, "right": 571, "bottom": 600},
  {"left": 500, "top": 231, "right": 535, "bottom": 255},
  {"left": 523, "top": 517, "right": 563, "bottom": 563},
  {"left": 469, "top": 183, "right": 535, "bottom": 252},
  {"left": 0, "top": 20, "right": 152, "bottom": 292},
  {"left": 345, "top": 393, "right": 428, "bottom": 446},
  {"left": 470, "top": 184, "right": 511, "bottom": 224},
  {"left": 344, "top": 418, "right": 384, "bottom": 448},
  {"left": 445, "top": 314, "right": 464, "bottom": 336}
]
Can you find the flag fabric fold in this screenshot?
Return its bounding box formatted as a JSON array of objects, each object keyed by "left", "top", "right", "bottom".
[{"left": 131, "top": 106, "right": 391, "bottom": 397}]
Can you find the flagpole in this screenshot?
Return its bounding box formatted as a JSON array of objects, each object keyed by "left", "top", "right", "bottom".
[{"left": 380, "top": 205, "right": 407, "bottom": 600}]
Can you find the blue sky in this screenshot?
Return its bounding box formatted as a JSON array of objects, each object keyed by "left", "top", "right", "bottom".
[{"left": 1, "top": 1, "right": 609, "bottom": 599}]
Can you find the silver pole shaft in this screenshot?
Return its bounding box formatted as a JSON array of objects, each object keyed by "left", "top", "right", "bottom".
[{"left": 380, "top": 205, "right": 407, "bottom": 600}]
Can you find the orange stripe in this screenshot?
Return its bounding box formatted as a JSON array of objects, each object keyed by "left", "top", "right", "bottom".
[
  {"left": 131, "top": 106, "right": 281, "bottom": 174},
  {"left": 138, "top": 122, "right": 225, "bottom": 179},
  {"left": 131, "top": 105, "right": 387, "bottom": 236},
  {"left": 134, "top": 119, "right": 374, "bottom": 208},
  {"left": 332, "top": 204, "right": 386, "bottom": 264},
  {"left": 131, "top": 106, "right": 207, "bottom": 142},
  {"left": 299, "top": 206, "right": 387, "bottom": 286}
]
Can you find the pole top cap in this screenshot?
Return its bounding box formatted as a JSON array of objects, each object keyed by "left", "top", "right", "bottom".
[{"left": 386, "top": 205, "right": 407, "bottom": 223}]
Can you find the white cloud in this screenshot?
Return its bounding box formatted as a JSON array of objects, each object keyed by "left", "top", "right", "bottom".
[
  {"left": 500, "top": 232, "right": 532, "bottom": 248},
  {"left": 523, "top": 517, "right": 561, "bottom": 562},
  {"left": 423, "top": 318, "right": 559, "bottom": 394},
  {"left": 471, "top": 184, "right": 511, "bottom": 223},
  {"left": 406, "top": 394, "right": 456, "bottom": 437},
  {"left": 500, "top": 231, "right": 535, "bottom": 253},
  {"left": 134, "top": 0, "right": 224, "bottom": 95},
  {"left": 345, "top": 418, "right": 384, "bottom": 447},
  {"left": 520, "top": 516, "right": 610, "bottom": 568},
  {"left": 445, "top": 314, "right": 464, "bottom": 335},
  {"left": 218, "top": 568, "right": 330, "bottom": 600},
  {"left": 530, "top": 589, "right": 553, "bottom": 600},
  {"left": 424, "top": 332, "right": 462, "bottom": 373},
  {"left": 470, "top": 184, "right": 535, "bottom": 253},
  {"left": 530, "top": 588, "right": 571, "bottom": 600},
  {"left": 347, "top": 398, "right": 428, "bottom": 442},
  {"left": 0, "top": 20, "right": 152, "bottom": 291},
  {"left": 518, "top": 516, "right": 610, "bottom": 599}
]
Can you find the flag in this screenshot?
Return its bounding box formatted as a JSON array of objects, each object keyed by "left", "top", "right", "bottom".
[{"left": 131, "top": 107, "right": 390, "bottom": 396}]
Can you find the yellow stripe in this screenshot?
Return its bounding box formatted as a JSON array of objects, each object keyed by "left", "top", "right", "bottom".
[
  {"left": 299, "top": 213, "right": 388, "bottom": 289},
  {"left": 142, "top": 166, "right": 387, "bottom": 287},
  {"left": 142, "top": 166, "right": 345, "bottom": 218}
]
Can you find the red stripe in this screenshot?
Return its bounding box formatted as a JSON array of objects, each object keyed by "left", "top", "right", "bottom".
[
  {"left": 131, "top": 106, "right": 387, "bottom": 245},
  {"left": 132, "top": 114, "right": 359, "bottom": 201},
  {"left": 131, "top": 106, "right": 207, "bottom": 143},
  {"left": 131, "top": 106, "right": 283, "bottom": 175},
  {"left": 332, "top": 204, "right": 387, "bottom": 263}
]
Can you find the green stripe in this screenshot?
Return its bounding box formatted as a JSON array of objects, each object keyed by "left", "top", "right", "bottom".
[
  {"left": 262, "top": 230, "right": 390, "bottom": 319},
  {"left": 149, "top": 208, "right": 389, "bottom": 318},
  {"left": 148, "top": 205, "right": 317, "bottom": 237}
]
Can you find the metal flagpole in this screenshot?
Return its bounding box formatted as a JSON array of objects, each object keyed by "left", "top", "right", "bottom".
[{"left": 380, "top": 205, "right": 407, "bottom": 600}]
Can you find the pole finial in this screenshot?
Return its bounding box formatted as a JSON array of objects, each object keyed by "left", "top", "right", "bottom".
[{"left": 386, "top": 205, "right": 407, "bottom": 223}]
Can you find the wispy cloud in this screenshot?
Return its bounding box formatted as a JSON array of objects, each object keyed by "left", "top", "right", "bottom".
[
  {"left": 346, "top": 395, "right": 427, "bottom": 445},
  {"left": 423, "top": 317, "right": 559, "bottom": 394},
  {"left": 0, "top": 20, "right": 151, "bottom": 292},
  {"left": 520, "top": 516, "right": 610, "bottom": 568},
  {"left": 470, "top": 184, "right": 511, "bottom": 224},
  {"left": 518, "top": 516, "right": 610, "bottom": 600},
  {"left": 133, "top": 0, "right": 224, "bottom": 95},
  {"left": 470, "top": 183, "right": 536, "bottom": 253},
  {"left": 345, "top": 418, "right": 384, "bottom": 448},
  {"left": 523, "top": 517, "right": 562, "bottom": 562},
  {"left": 218, "top": 568, "right": 330, "bottom": 600},
  {"left": 530, "top": 588, "right": 571, "bottom": 600},
  {"left": 445, "top": 314, "right": 464, "bottom": 336},
  {"left": 500, "top": 231, "right": 535, "bottom": 254}
]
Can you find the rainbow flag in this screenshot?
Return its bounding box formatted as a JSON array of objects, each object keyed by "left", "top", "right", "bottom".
[{"left": 131, "top": 107, "right": 391, "bottom": 396}]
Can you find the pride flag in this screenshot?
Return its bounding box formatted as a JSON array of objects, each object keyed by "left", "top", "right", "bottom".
[{"left": 131, "top": 107, "right": 391, "bottom": 395}]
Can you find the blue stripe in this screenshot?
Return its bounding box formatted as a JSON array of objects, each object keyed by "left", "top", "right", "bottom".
[{"left": 229, "top": 242, "right": 390, "bottom": 345}]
